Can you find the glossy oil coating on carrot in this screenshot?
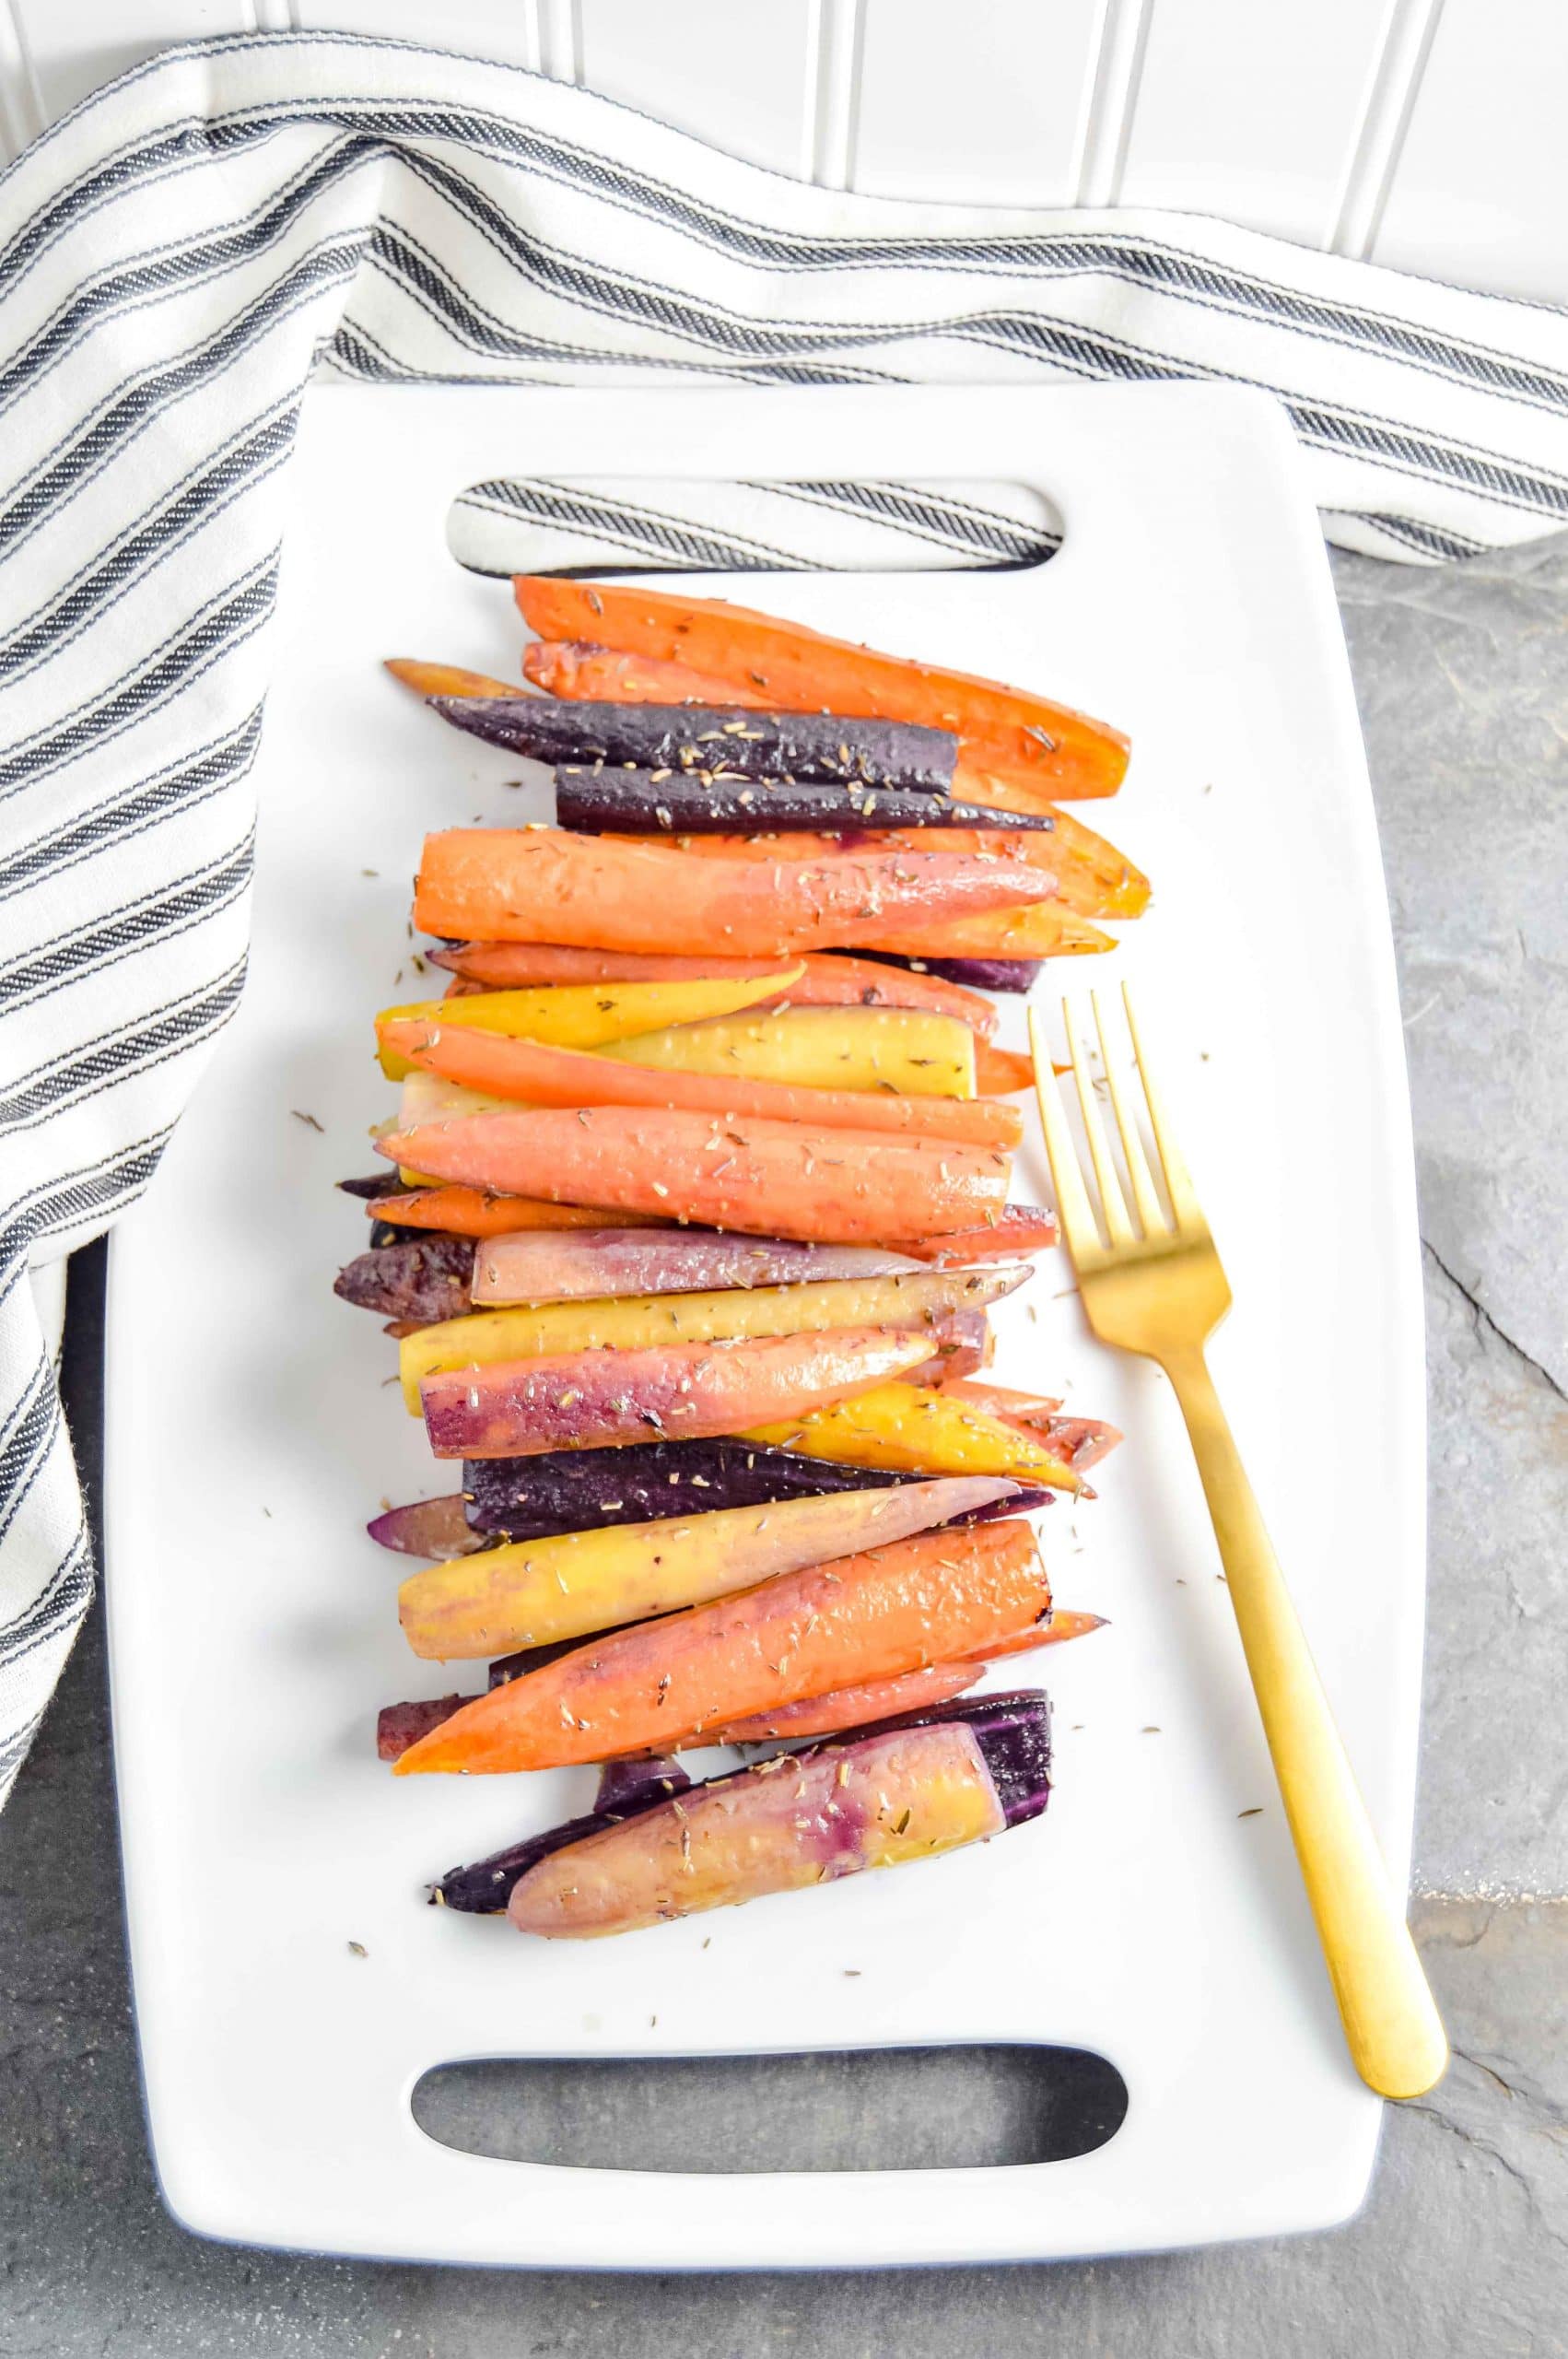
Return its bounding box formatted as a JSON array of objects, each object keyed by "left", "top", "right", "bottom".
[
  {"left": 515, "top": 581, "right": 1129, "bottom": 804},
  {"left": 508, "top": 1719, "right": 1005, "bottom": 1936},
  {"left": 376, "top": 1106, "right": 1013, "bottom": 1244},
  {"left": 852, "top": 904, "right": 1114, "bottom": 961},
  {"left": 428, "top": 944, "right": 1000, "bottom": 1036},
  {"left": 398, "top": 1473, "right": 1013, "bottom": 1658},
  {"left": 401, "top": 1265, "right": 1024, "bottom": 1409},
  {"left": 392, "top": 1518, "right": 1049, "bottom": 1773},
  {"left": 413, "top": 829, "right": 1052, "bottom": 957},
  {"left": 421, "top": 1325, "right": 935, "bottom": 1458},
  {"left": 385, "top": 658, "right": 526, "bottom": 701},
  {"left": 380, "top": 1015, "right": 1021, "bottom": 1150},
  {"left": 708, "top": 1607, "right": 1108, "bottom": 1742},
  {"left": 641, "top": 818, "right": 1147, "bottom": 924},
  {"left": 372, "top": 1188, "right": 670, "bottom": 1239}
]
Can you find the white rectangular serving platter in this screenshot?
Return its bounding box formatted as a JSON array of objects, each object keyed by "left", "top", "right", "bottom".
[{"left": 104, "top": 381, "right": 1426, "bottom": 2269}]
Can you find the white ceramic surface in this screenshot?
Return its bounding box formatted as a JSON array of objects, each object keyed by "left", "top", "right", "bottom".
[{"left": 105, "top": 381, "right": 1426, "bottom": 2267}]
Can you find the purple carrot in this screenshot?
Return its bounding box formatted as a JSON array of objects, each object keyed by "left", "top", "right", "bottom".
[
  {"left": 843, "top": 950, "right": 1042, "bottom": 994},
  {"left": 427, "top": 696, "right": 957, "bottom": 792},
  {"left": 553, "top": 765, "right": 1057, "bottom": 838},
  {"left": 434, "top": 1689, "right": 1050, "bottom": 1917},
  {"left": 462, "top": 1439, "right": 916, "bottom": 1539},
  {"left": 593, "top": 1755, "right": 692, "bottom": 1813},
  {"left": 337, "top": 1170, "right": 404, "bottom": 1200},
  {"left": 367, "top": 1496, "right": 488, "bottom": 1559},
  {"left": 335, "top": 1235, "right": 477, "bottom": 1323}
]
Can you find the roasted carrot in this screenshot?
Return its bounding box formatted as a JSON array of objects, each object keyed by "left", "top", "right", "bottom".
[
  {"left": 749, "top": 1380, "right": 1082, "bottom": 1490},
  {"left": 372, "top": 1187, "right": 671, "bottom": 1239},
  {"left": 940, "top": 1380, "right": 1123, "bottom": 1475},
  {"left": 392, "top": 1518, "right": 1049, "bottom": 1773},
  {"left": 860, "top": 905, "right": 1114, "bottom": 960},
  {"left": 413, "top": 829, "right": 1051, "bottom": 956},
  {"left": 428, "top": 944, "right": 1000, "bottom": 1037},
  {"left": 385, "top": 658, "right": 526, "bottom": 700},
  {"left": 603, "top": 1005, "right": 977, "bottom": 1100},
  {"left": 972, "top": 1042, "right": 1036, "bottom": 1096},
  {"left": 523, "top": 639, "right": 744, "bottom": 707},
  {"left": 380, "top": 1017, "right": 1023, "bottom": 1150},
  {"left": 376, "top": 1106, "right": 1013, "bottom": 1245},
  {"left": 641, "top": 817, "right": 1148, "bottom": 924},
  {"left": 421, "top": 1326, "right": 936, "bottom": 1459},
  {"left": 515, "top": 581, "right": 1129, "bottom": 804},
  {"left": 376, "top": 970, "right": 799, "bottom": 1080},
  {"left": 712, "top": 1608, "right": 1106, "bottom": 1743},
  {"left": 896, "top": 1206, "right": 1059, "bottom": 1263},
  {"left": 397, "top": 1474, "right": 1013, "bottom": 1658},
  {"left": 401, "top": 1264, "right": 1024, "bottom": 1410}
]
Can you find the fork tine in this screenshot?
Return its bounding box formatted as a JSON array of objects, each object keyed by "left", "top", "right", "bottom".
[
  {"left": 1063, "top": 994, "right": 1135, "bottom": 1248},
  {"left": 1026, "top": 1007, "right": 1103, "bottom": 1263},
  {"left": 1122, "top": 982, "right": 1204, "bottom": 1232},
  {"left": 1092, "top": 988, "right": 1167, "bottom": 1237}
]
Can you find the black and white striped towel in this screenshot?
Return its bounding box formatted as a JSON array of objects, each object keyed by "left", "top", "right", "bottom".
[{"left": 1, "top": 30, "right": 1563, "bottom": 1806}]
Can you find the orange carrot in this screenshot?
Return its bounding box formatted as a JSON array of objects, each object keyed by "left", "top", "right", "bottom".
[
  {"left": 515, "top": 581, "right": 1129, "bottom": 804},
  {"left": 380, "top": 1015, "right": 1023, "bottom": 1151},
  {"left": 711, "top": 1605, "right": 1106, "bottom": 1743},
  {"left": 413, "top": 829, "right": 1051, "bottom": 956},
  {"left": 392, "top": 1518, "right": 1049, "bottom": 1773},
  {"left": 895, "top": 1207, "right": 1059, "bottom": 1263},
  {"left": 378, "top": 1106, "right": 1012, "bottom": 1245},
  {"left": 373, "top": 1188, "right": 670, "bottom": 1239},
  {"left": 972, "top": 1042, "right": 1035, "bottom": 1096},
  {"left": 940, "top": 1381, "right": 1122, "bottom": 1474},
  {"left": 427, "top": 943, "right": 1000, "bottom": 1037},
  {"left": 859, "top": 906, "right": 1114, "bottom": 961},
  {"left": 634, "top": 818, "right": 1148, "bottom": 924},
  {"left": 522, "top": 639, "right": 741, "bottom": 707},
  {"left": 712, "top": 1663, "right": 984, "bottom": 1741},
  {"left": 385, "top": 658, "right": 527, "bottom": 700}
]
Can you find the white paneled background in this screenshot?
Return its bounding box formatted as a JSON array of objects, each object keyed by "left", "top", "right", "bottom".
[{"left": 0, "top": 0, "right": 1561, "bottom": 307}]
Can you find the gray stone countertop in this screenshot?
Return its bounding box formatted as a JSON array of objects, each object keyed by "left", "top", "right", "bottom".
[{"left": 2, "top": 537, "right": 1564, "bottom": 2357}]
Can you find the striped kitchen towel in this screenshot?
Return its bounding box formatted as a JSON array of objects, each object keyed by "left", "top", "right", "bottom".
[{"left": 0, "top": 30, "right": 1563, "bottom": 1805}]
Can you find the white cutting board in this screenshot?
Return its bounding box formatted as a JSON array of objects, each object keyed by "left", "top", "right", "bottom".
[{"left": 104, "top": 381, "right": 1425, "bottom": 2268}]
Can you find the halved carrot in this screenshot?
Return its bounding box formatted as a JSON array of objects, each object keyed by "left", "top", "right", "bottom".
[
  {"left": 603, "top": 1005, "right": 976, "bottom": 1100},
  {"left": 941, "top": 1380, "right": 1122, "bottom": 1475},
  {"left": 748, "top": 1380, "right": 1082, "bottom": 1490},
  {"left": 392, "top": 1518, "right": 1049, "bottom": 1773},
  {"left": 422, "top": 1326, "right": 936, "bottom": 1459},
  {"left": 380, "top": 1016, "right": 1023, "bottom": 1150},
  {"left": 711, "top": 1607, "right": 1106, "bottom": 1743},
  {"left": 372, "top": 1188, "right": 669, "bottom": 1239},
  {"left": 398, "top": 1473, "right": 1013, "bottom": 1658},
  {"left": 377, "top": 1106, "right": 1012, "bottom": 1245},
  {"left": 896, "top": 1206, "right": 1059, "bottom": 1263},
  {"left": 400, "top": 1265, "right": 1026, "bottom": 1412},
  {"left": 413, "top": 829, "right": 1052, "bottom": 956},
  {"left": 638, "top": 818, "right": 1147, "bottom": 924},
  {"left": 860, "top": 906, "right": 1114, "bottom": 960},
  {"left": 428, "top": 943, "right": 1000, "bottom": 1037},
  {"left": 523, "top": 639, "right": 742, "bottom": 706},
  {"left": 515, "top": 581, "right": 1129, "bottom": 804},
  {"left": 376, "top": 970, "right": 800, "bottom": 1081},
  {"left": 972, "top": 1042, "right": 1035, "bottom": 1095},
  {"left": 386, "top": 658, "right": 526, "bottom": 700}
]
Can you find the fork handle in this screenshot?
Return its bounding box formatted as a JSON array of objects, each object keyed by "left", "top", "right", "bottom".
[{"left": 1162, "top": 1346, "right": 1447, "bottom": 2100}]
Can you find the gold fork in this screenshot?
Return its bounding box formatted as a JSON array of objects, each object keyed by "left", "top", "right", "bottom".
[{"left": 1029, "top": 985, "right": 1446, "bottom": 2101}]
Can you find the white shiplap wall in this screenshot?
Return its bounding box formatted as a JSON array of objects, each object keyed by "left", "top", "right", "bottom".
[{"left": 0, "top": 0, "right": 1560, "bottom": 307}]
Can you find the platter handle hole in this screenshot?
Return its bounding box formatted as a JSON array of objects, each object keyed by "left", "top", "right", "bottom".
[
  {"left": 444, "top": 478, "right": 1065, "bottom": 579},
  {"left": 412, "top": 2044, "right": 1127, "bottom": 2173}
]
